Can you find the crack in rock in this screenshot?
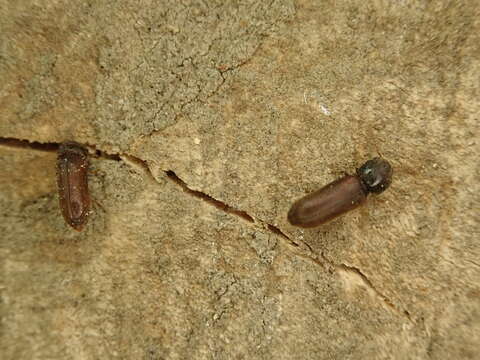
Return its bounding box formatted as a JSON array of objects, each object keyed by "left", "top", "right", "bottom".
[
  {"left": 124, "top": 157, "right": 413, "bottom": 324},
  {"left": 164, "top": 169, "right": 254, "bottom": 223},
  {"left": 0, "top": 137, "right": 59, "bottom": 152},
  {"left": 336, "top": 263, "right": 413, "bottom": 324},
  {"left": 1, "top": 137, "right": 413, "bottom": 324}
]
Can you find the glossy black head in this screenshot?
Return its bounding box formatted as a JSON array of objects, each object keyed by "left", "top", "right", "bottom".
[{"left": 357, "top": 158, "right": 393, "bottom": 194}]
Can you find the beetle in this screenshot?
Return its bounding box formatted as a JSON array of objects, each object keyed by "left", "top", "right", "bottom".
[
  {"left": 56, "top": 141, "right": 90, "bottom": 231},
  {"left": 287, "top": 158, "right": 393, "bottom": 228}
]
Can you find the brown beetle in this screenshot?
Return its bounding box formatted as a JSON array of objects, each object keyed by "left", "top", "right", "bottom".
[
  {"left": 287, "top": 158, "right": 392, "bottom": 228},
  {"left": 56, "top": 141, "right": 90, "bottom": 231}
]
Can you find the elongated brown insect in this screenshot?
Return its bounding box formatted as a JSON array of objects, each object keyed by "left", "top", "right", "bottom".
[
  {"left": 287, "top": 158, "right": 393, "bottom": 228},
  {"left": 57, "top": 141, "right": 90, "bottom": 231}
]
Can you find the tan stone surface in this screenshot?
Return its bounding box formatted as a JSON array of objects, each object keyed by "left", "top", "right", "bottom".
[{"left": 1, "top": 1, "right": 479, "bottom": 359}]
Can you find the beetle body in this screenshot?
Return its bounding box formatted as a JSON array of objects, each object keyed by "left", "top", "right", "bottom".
[
  {"left": 287, "top": 158, "right": 392, "bottom": 228},
  {"left": 57, "top": 141, "right": 90, "bottom": 231},
  {"left": 288, "top": 175, "right": 367, "bottom": 228}
]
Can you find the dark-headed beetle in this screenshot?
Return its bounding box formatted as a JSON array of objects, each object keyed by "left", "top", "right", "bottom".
[{"left": 287, "top": 158, "right": 393, "bottom": 228}]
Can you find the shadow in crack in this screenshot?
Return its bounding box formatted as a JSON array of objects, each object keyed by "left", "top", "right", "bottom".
[{"left": 165, "top": 170, "right": 255, "bottom": 223}]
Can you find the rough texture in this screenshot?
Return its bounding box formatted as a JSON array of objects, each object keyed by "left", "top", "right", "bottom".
[{"left": 1, "top": 1, "right": 479, "bottom": 359}]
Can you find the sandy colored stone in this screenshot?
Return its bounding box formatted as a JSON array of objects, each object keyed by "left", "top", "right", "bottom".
[{"left": 1, "top": 1, "right": 479, "bottom": 359}]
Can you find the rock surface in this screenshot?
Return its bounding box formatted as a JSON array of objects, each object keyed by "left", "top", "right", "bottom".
[{"left": 1, "top": 1, "right": 479, "bottom": 359}]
